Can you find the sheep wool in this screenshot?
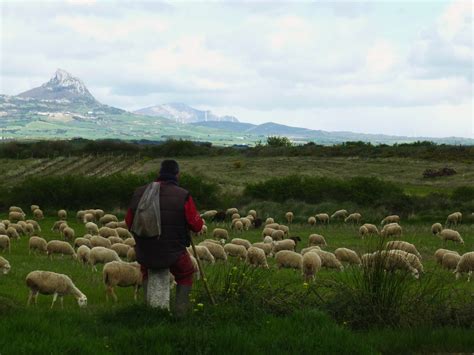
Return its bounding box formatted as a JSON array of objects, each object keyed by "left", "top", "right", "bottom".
[
  {"left": 285, "top": 212, "right": 294, "bottom": 224},
  {"left": 302, "top": 252, "right": 321, "bottom": 282},
  {"left": 335, "top": 248, "right": 361, "bottom": 266},
  {"left": 265, "top": 217, "right": 275, "bottom": 225},
  {"left": 263, "top": 236, "right": 273, "bottom": 244},
  {"left": 454, "top": 252, "right": 474, "bottom": 281},
  {"left": 91, "top": 235, "right": 112, "bottom": 249},
  {"left": 230, "top": 238, "right": 252, "bottom": 250},
  {"left": 431, "top": 223, "right": 443, "bottom": 235},
  {"left": 315, "top": 213, "right": 329, "bottom": 225},
  {"left": 127, "top": 247, "right": 136, "bottom": 262},
  {"left": 212, "top": 228, "right": 229, "bottom": 241},
  {"left": 275, "top": 250, "right": 303, "bottom": 271},
  {"left": 110, "top": 243, "right": 131, "bottom": 258},
  {"left": 434, "top": 249, "right": 460, "bottom": 265},
  {"left": 438, "top": 229, "right": 464, "bottom": 245},
  {"left": 331, "top": 209, "right": 348, "bottom": 219},
  {"left": 187, "top": 245, "right": 215, "bottom": 264},
  {"left": 441, "top": 253, "right": 461, "bottom": 270},
  {"left": 246, "top": 247, "right": 268, "bottom": 269},
  {"left": 0, "top": 256, "right": 11, "bottom": 275},
  {"left": 77, "top": 245, "right": 91, "bottom": 265},
  {"left": 103, "top": 261, "right": 142, "bottom": 301},
  {"left": 381, "top": 215, "right": 400, "bottom": 226},
  {"left": 198, "top": 241, "right": 228, "bottom": 262},
  {"left": 223, "top": 243, "right": 247, "bottom": 261},
  {"left": 386, "top": 241, "right": 422, "bottom": 259},
  {"left": 89, "top": 247, "right": 121, "bottom": 271},
  {"left": 308, "top": 234, "right": 327, "bottom": 247},
  {"left": 251, "top": 242, "right": 273, "bottom": 256},
  {"left": 381, "top": 223, "right": 402, "bottom": 238},
  {"left": 362, "top": 223, "right": 379, "bottom": 235},
  {"left": 6, "top": 226, "right": 20, "bottom": 240},
  {"left": 272, "top": 239, "right": 296, "bottom": 254},
  {"left": 308, "top": 216, "right": 316, "bottom": 226},
  {"left": 0, "top": 235, "right": 11, "bottom": 253},
  {"left": 29, "top": 236, "right": 48, "bottom": 254},
  {"left": 85, "top": 222, "right": 99, "bottom": 235},
  {"left": 300, "top": 246, "right": 321, "bottom": 255},
  {"left": 262, "top": 227, "right": 275, "bottom": 238},
  {"left": 313, "top": 250, "right": 344, "bottom": 271},
  {"left": 271, "top": 229, "right": 285, "bottom": 241},
  {"left": 46, "top": 240, "right": 76, "bottom": 260},
  {"left": 344, "top": 213, "right": 362, "bottom": 224}
]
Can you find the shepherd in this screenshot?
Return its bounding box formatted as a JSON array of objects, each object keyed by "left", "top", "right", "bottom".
[{"left": 125, "top": 159, "right": 203, "bottom": 317}]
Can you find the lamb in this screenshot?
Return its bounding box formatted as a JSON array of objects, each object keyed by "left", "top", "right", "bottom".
[
  {"left": 108, "top": 236, "right": 125, "bottom": 245},
  {"left": 431, "top": 223, "right": 443, "bottom": 235},
  {"left": 99, "top": 227, "right": 118, "bottom": 238},
  {"left": 33, "top": 209, "right": 44, "bottom": 220},
  {"left": 315, "top": 213, "right": 329, "bottom": 225},
  {"left": 7, "top": 226, "right": 20, "bottom": 240},
  {"left": 115, "top": 227, "right": 132, "bottom": 240},
  {"left": 223, "top": 243, "right": 247, "bottom": 261},
  {"left": 90, "top": 235, "right": 112, "bottom": 249},
  {"left": 77, "top": 245, "right": 91, "bottom": 265},
  {"left": 386, "top": 241, "right": 422, "bottom": 259},
  {"left": 29, "top": 236, "right": 48, "bottom": 254},
  {"left": 330, "top": 209, "right": 348, "bottom": 220},
  {"left": 103, "top": 261, "right": 142, "bottom": 301},
  {"left": 201, "top": 210, "right": 218, "bottom": 219},
  {"left": 441, "top": 253, "right": 461, "bottom": 270},
  {"left": 275, "top": 250, "right": 303, "bottom": 270},
  {"left": 308, "top": 216, "right": 316, "bottom": 226},
  {"left": 187, "top": 245, "right": 215, "bottom": 264},
  {"left": 0, "top": 235, "right": 11, "bottom": 253},
  {"left": 265, "top": 217, "right": 275, "bottom": 225},
  {"left": 263, "top": 236, "right": 273, "bottom": 244},
  {"left": 85, "top": 222, "right": 99, "bottom": 235},
  {"left": 212, "top": 228, "right": 229, "bottom": 241},
  {"left": 62, "top": 227, "right": 75, "bottom": 242},
  {"left": 445, "top": 212, "right": 462, "bottom": 227},
  {"left": 110, "top": 243, "right": 131, "bottom": 258},
  {"left": 434, "top": 249, "right": 460, "bottom": 265},
  {"left": 271, "top": 229, "right": 285, "bottom": 241},
  {"left": 246, "top": 247, "right": 269, "bottom": 269},
  {"left": 0, "top": 256, "right": 11, "bottom": 274},
  {"left": 26, "top": 271, "right": 87, "bottom": 308},
  {"left": 302, "top": 252, "right": 322, "bottom": 281},
  {"left": 127, "top": 247, "right": 136, "bottom": 262},
  {"left": 390, "top": 250, "right": 424, "bottom": 274},
  {"left": 232, "top": 220, "right": 244, "bottom": 233},
  {"left": 381, "top": 215, "right": 400, "bottom": 226},
  {"left": 198, "top": 241, "right": 227, "bottom": 261},
  {"left": 308, "top": 234, "right": 327, "bottom": 247},
  {"left": 9, "top": 211, "right": 25, "bottom": 222},
  {"left": 231, "top": 238, "right": 252, "bottom": 249},
  {"left": 362, "top": 223, "right": 379, "bottom": 235},
  {"left": 99, "top": 214, "right": 118, "bottom": 225},
  {"left": 344, "top": 213, "right": 362, "bottom": 224},
  {"left": 46, "top": 240, "right": 76, "bottom": 260},
  {"left": 300, "top": 246, "right": 321, "bottom": 255},
  {"left": 438, "top": 229, "right": 464, "bottom": 245},
  {"left": 453, "top": 252, "right": 474, "bottom": 281},
  {"left": 313, "top": 250, "right": 344, "bottom": 271},
  {"left": 272, "top": 239, "right": 296, "bottom": 254},
  {"left": 252, "top": 242, "right": 273, "bottom": 256},
  {"left": 285, "top": 212, "right": 294, "bottom": 224},
  {"left": 335, "top": 248, "right": 361, "bottom": 266},
  {"left": 26, "top": 220, "right": 41, "bottom": 232},
  {"left": 381, "top": 223, "right": 402, "bottom": 238},
  {"left": 262, "top": 227, "right": 275, "bottom": 238},
  {"left": 89, "top": 247, "right": 121, "bottom": 271}
]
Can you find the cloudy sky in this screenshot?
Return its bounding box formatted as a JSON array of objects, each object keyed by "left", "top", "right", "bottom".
[{"left": 1, "top": 0, "right": 473, "bottom": 138}]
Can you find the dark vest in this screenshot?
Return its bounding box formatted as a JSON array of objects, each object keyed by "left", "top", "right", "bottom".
[{"left": 129, "top": 181, "right": 190, "bottom": 269}]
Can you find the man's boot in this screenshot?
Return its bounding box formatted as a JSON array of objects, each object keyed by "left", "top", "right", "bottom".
[{"left": 174, "top": 284, "right": 192, "bottom": 318}]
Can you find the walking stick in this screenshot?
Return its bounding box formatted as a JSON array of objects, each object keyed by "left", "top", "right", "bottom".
[{"left": 190, "top": 237, "right": 216, "bottom": 305}]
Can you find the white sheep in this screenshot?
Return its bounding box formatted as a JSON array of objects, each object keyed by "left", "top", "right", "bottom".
[
  {"left": 110, "top": 243, "right": 131, "bottom": 258},
  {"left": 265, "top": 223, "right": 280, "bottom": 230},
  {"left": 123, "top": 238, "right": 136, "bottom": 247},
  {"left": 308, "top": 216, "right": 316, "bottom": 226},
  {"left": 46, "top": 240, "right": 76, "bottom": 260},
  {"left": 445, "top": 212, "right": 462, "bottom": 227},
  {"left": 108, "top": 236, "right": 125, "bottom": 245},
  {"left": 29, "top": 236, "right": 47, "bottom": 255},
  {"left": 300, "top": 246, "right": 321, "bottom": 255},
  {"left": 454, "top": 252, "right": 474, "bottom": 281},
  {"left": 441, "top": 253, "right": 461, "bottom": 270},
  {"left": 0, "top": 256, "right": 11, "bottom": 275},
  {"left": 127, "top": 247, "right": 136, "bottom": 262},
  {"left": 99, "top": 214, "right": 119, "bottom": 225},
  {"left": 115, "top": 227, "right": 132, "bottom": 240},
  {"left": 74, "top": 237, "right": 92, "bottom": 248},
  {"left": 359, "top": 225, "right": 369, "bottom": 238},
  {"left": 0, "top": 235, "right": 11, "bottom": 253},
  {"left": 26, "top": 220, "right": 41, "bottom": 232},
  {"left": 99, "top": 227, "right": 118, "bottom": 238},
  {"left": 246, "top": 247, "right": 268, "bottom": 269},
  {"left": 62, "top": 227, "right": 75, "bottom": 242},
  {"left": 362, "top": 251, "right": 419, "bottom": 279},
  {"left": 51, "top": 220, "right": 67, "bottom": 233},
  {"left": 381, "top": 215, "right": 400, "bottom": 226},
  {"left": 226, "top": 208, "right": 239, "bottom": 216},
  {"left": 94, "top": 209, "right": 105, "bottom": 219},
  {"left": 390, "top": 250, "right": 424, "bottom": 274},
  {"left": 362, "top": 223, "right": 379, "bottom": 235},
  {"left": 272, "top": 239, "right": 296, "bottom": 254},
  {"left": 308, "top": 234, "right": 327, "bottom": 247},
  {"left": 6, "top": 226, "right": 20, "bottom": 240},
  {"left": 26, "top": 270, "right": 87, "bottom": 308},
  {"left": 380, "top": 223, "right": 402, "bottom": 238},
  {"left": 263, "top": 236, "right": 273, "bottom": 244},
  {"left": 197, "top": 225, "right": 208, "bottom": 236},
  {"left": 30, "top": 204, "right": 40, "bottom": 212},
  {"left": 76, "top": 210, "right": 85, "bottom": 221},
  {"left": 231, "top": 238, "right": 252, "bottom": 250},
  {"left": 330, "top": 209, "right": 348, "bottom": 220},
  {"left": 271, "top": 229, "right": 285, "bottom": 241},
  {"left": 251, "top": 242, "right": 273, "bottom": 256},
  {"left": 285, "top": 212, "right": 294, "bottom": 224},
  {"left": 438, "top": 229, "right": 464, "bottom": 245},
  {"left": 201, "top": 210, "right": 218, "bottom": 219},
  {"left": 103, "top": 261, "right": 142, "bottom": 301},
  {"left": 265, "top": 217, "right": 275, "bottom": 225},
  {"left": 275, "top": 250, "right": 303, "bottom": 270},
  {"left": 91, "top": 235, "right": 112, "bottom": 249},
  {"left": 187, "top": 245, "right": 215, "bottom": 264},
  {"left": 247, "top": 209, "right": 257, "bottom": 219},
  {"left": 386, "top": 241, "right": 422, "bottom": 259},
  {"left": 77, "top": 245, "right": 91, "bottom": 265},
  {"left": 344, "top": 213, "right": 362, "bottom": 224},
  {"left": 83, "top": 213, "right": 95, "bottom": 223},
  {"left": 9, "top": 206, "right": 24, "bottom": 213},
  {"left": 313, "top": 250, "right": 344, "bottom": 271},
  {"left": 431, "top": 223, "right": 443, "bottom": 235},
  {"left": 9, "top": 211, "right": 25, "bottom": 222},
  {"left": 434, "top": 249, "right": 460, "bottom": 265},
  {"left": 198, "top": 241, "right": 228, "bottom": 262},
  {"left": 232, "top": 220, "right": 244, "bottom": 233},
  {"left": 85, "top": 222, "right": 99, "bottom": 235},
  {"left": 315, "top": 213, "right": 329, "bottom": 225},
  {"left": 223, "top": 243, "right": 247, "bottom": 261},
  {"left": 277, "top": 224, "right": 290, "bottom": 236},
  {"left": 89, "top": 247, "right": 121, "bottom": 271},
  {"left": 240, "top": 218, "right": 252, "bottom": 231},
  {"left": 302, "top": 252, "right": 321, "bottom": 282},
  {"left": 335, "top": 248, "right": 361, "bottom": 266},
  {"left": 262, "top": 227, "right": 275, "bottom": 238},
  {"left": 58, "top": 209, "right": 67, "bottom": 220},
  {"left": 231, "top": 213, "right": 241, "bottom": 221},
  {"left": 212, "top": 228, "right": 229, "bottom": 241}
]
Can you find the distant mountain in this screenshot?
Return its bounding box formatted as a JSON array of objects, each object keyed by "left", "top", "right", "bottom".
[{"left": 134, "top": 103, "right": 239, "bottom": 124}]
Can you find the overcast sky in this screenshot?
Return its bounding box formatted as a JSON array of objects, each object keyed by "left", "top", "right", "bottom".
[{"left": 1, "top": 0, "right": 473, "bottom": 138}]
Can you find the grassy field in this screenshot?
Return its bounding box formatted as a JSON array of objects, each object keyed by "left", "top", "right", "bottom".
[
  {"left": 1, "top": 155, "right": 473, "bottom": 196},
  {"left": 1, "top": 212, "right": 473, "bottom": 354}
]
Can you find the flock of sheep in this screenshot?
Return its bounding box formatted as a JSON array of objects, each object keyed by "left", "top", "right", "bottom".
[{"left": 0, "top": 205, "right": 473, "bottom": 309}]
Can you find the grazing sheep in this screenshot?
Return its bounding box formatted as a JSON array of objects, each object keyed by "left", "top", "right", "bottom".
[
  {"left": 262, "top": 227, "right": 275, "bottom": 238},
  {"left": 271, "top": 229, "right": 285, "bottom": 241},
  {"left": 127, "top": 247, "right": 136, "bottom": 262},
  {"left": 359, "top": 225, "right": 369, "bottom": 238},
  {"left": 390, "top": 250, "right": 424, "bottom": 274},
  {"left": 265, "top": 223, "right": 280, "bottom": 230},
  {"left": 201, "top": 210, "right": 218, "bottom": 219},
  {"left": 77, "top": 245, "right": 91, "bottom": 265},
  {"left": 90, "top": 235, "right": 112, "bottom": 249},
  {"left": 247, "top": 209, "right": 257, "bottom": 219},
  {"left": 99, "top": 227, "right": 118, "bottom": 238},
  {"left": 431, "top": 223, "right": 443, "bottom": 235},
  {"left": 94, "top": 209, "right": 105, "bottom": 219},
  {"left": 108, "top": 236, "right": 125, "bottom": 245},
  {"left": 29, "top": 236, "right": 47, "bottom": 254},
  {"left": 265, "top": 217, "right": 275, "bottom": 225},
  {"left": 103, "top": 261, "right": 142, "bottom": 301},
  {"left": 50, "top": 220, "right": 65, "bottom": 233},
  {"left": 212, "top": 228, "right": 229, "bottom": 241},
  {"left": 246, "top": 247, "right": 269, "bottom": 269},
  {"left": 0, "top": 256, "right": 11, "bottom": 275},
  {"left": 9, "top": 211, "right": 25, "bottom": 222},
  {"left": 315, "top": 213, "right": 329, "bottom": 225},
  {"left": 245, "top": 215, "right": 255, "bottom": 222},
  {"left": 285, "top": 212, "right": 294, "bottom": 224},
  {"left": 445, "top": 212, "right": 462, "bottom": 227},
  {"left": 117, "top": 221, "right": 128, "bottom": 229},
  {"left": 231, "top": 213, "right": 241, "bottom": 221},
  {"left": 277, "top": 224, "right": 290, "bottom": 236},
  {"left": 76, "top": 210, "right": 86, "bottom": 221},
  {"left": 203, "top": 238, "right": 224, "bottom": 245},
  {"left": 99, "top": 214, "right": 118, "bottom": 225},
  {"left": 344, "top": 213, "right": 362, "bottom": 224},
  {"left": 1, "top": 220, "right": 10, "bottom": 228},
  {"left": 308, "top": 234, "right": 327, "bottom": 247},
  {"left": 110, "top": 243, "right": 131, "bottom": 258},
  {"left": 231, "top": 238, "right": 252, "bottom": 249},
  {"left": 226, "top": 208, "right": 239, "bottom": 216},
  {"left": 105, "top": 222, "right": 119, "bottom": 229},
  {"left": 335, "top": 248, "right": 361, "bottom": 266},
  {"left": 263, "top": 235, "right": 273, "bottom": 244},
  {"left": 381, "top": 223, "right": 402, "bottom": 238},
  {"left": 252, "top": 242, "right": 273, "bottom": 256},
  {"left": 223, "top": 244, "right": 247, "bottom": 261},
  {"left": 331, "top": 209, "right": 348, "bottom": 220},
  {"left": 434, "top": 249, "right": 460, "bottom": 265},
  {"left": 26, "top": 271, "right": 87, "bottom": 308},
  {"left": 308, "top": 216, "right": 316, "bottom": 226},
  {"left": 83, "top": 234, "right": 93, "bottom": 240},
  {"left": 83, "top": 213, "right": 95, "bottom": 223},
  {"left": 7, "top": 226, "right": 20, "bottom": 240},
  {"left": 26, "top": 220, "right": 41, "bottom": 232},
  {"left": 303, "top": 252, "right": 322, "bottom": 282},
  {"left": 62, "top": 227, "right": 75, "bottom": 242},
  {"left": 85, "top": 222, "right": 99, "bottom": 235},
  {"left": 272, "top": 239, "right": 296, "bottom": 254},
  {"left": 362, "top": 223, "right": 379, "bottom": 235},
  {"left": 30, "top": 205, "right": 40, "bottom": 212},
  {"left": 454, "top": 252, "right": 474, "bottom": 281},
  {"left": 441, "top": 253, "right": 461, "bottom": 270},
  {"left": 57, "top": 209, "right": 67, "bottom": 220},
  {"left": 46, "top": 240, "right": 76, "bottom": 260},
  {"left": 0, "top": 224, "right": 6, "bottom": 235},
  {"left": 232, "top": 220, "right": 244, "bottom": 233},
  {"left": 363, "top": 251, "right": 419, "bottom": 279},
  {"left": 240, "top": 218, "right": 252, "bottom": 231},
  {"left": 438, "top": 229, "right": 464, "bottom": 245},
  {"left": 0, "top": 235, "right": 11, "bottom": 253},
  {"left": 275, "top": 250, "right": 303, "bottom": 271},
  {"left": 198, "top": 241, "right": 227, "bottom": 262},
  {"left": 115, "top": 228, "right": 132, "bottom": 240},
  {"left": 386, "top": 241, "right": 422, "bottom": 259},
  {"left": 9, "top": 206, "right": 24, "bottom": 213},
  {"left": 300, "top": 246, "right": 321, "bottom": 255},
  {"left": 123, "top": 238, "right": 136, "bottom": 247},
  {"left": 381, "top": 215, "right": 400, "bottom": 226},
  {"left": 89, "top": 247, "right": 121, "bottom": 271},
  {"left": 187, "top": 245, "right": 215, "bottom": 264},
  {"left": 197, "top": 225, "right": 208, "bottom": 236},
  {"left": 313, "top": 250, "right": 344, "bottom": 271}
]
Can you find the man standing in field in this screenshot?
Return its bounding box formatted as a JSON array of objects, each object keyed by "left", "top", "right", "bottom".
[{"left": 125, "top": 159, "right": 203, "bottom": 316}]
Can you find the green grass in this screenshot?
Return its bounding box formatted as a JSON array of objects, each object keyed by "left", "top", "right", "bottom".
[{"left": 1, "top": 213, "right": 473, "bottom": 353}]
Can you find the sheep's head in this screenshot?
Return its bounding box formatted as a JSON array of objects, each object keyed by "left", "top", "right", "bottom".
[
  {"left": 77, "top": 295, "right": 88, "bottom": 308},
  {"left": 2, "top": 264, "right": 10, "bottom": 274},
  {"left": 412, "top": 270, "right": 419, "bottom": 280}
]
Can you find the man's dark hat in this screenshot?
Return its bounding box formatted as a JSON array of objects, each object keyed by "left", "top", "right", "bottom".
[{"left": 159, "top": 160, "right": 180, "bottom": 175}]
